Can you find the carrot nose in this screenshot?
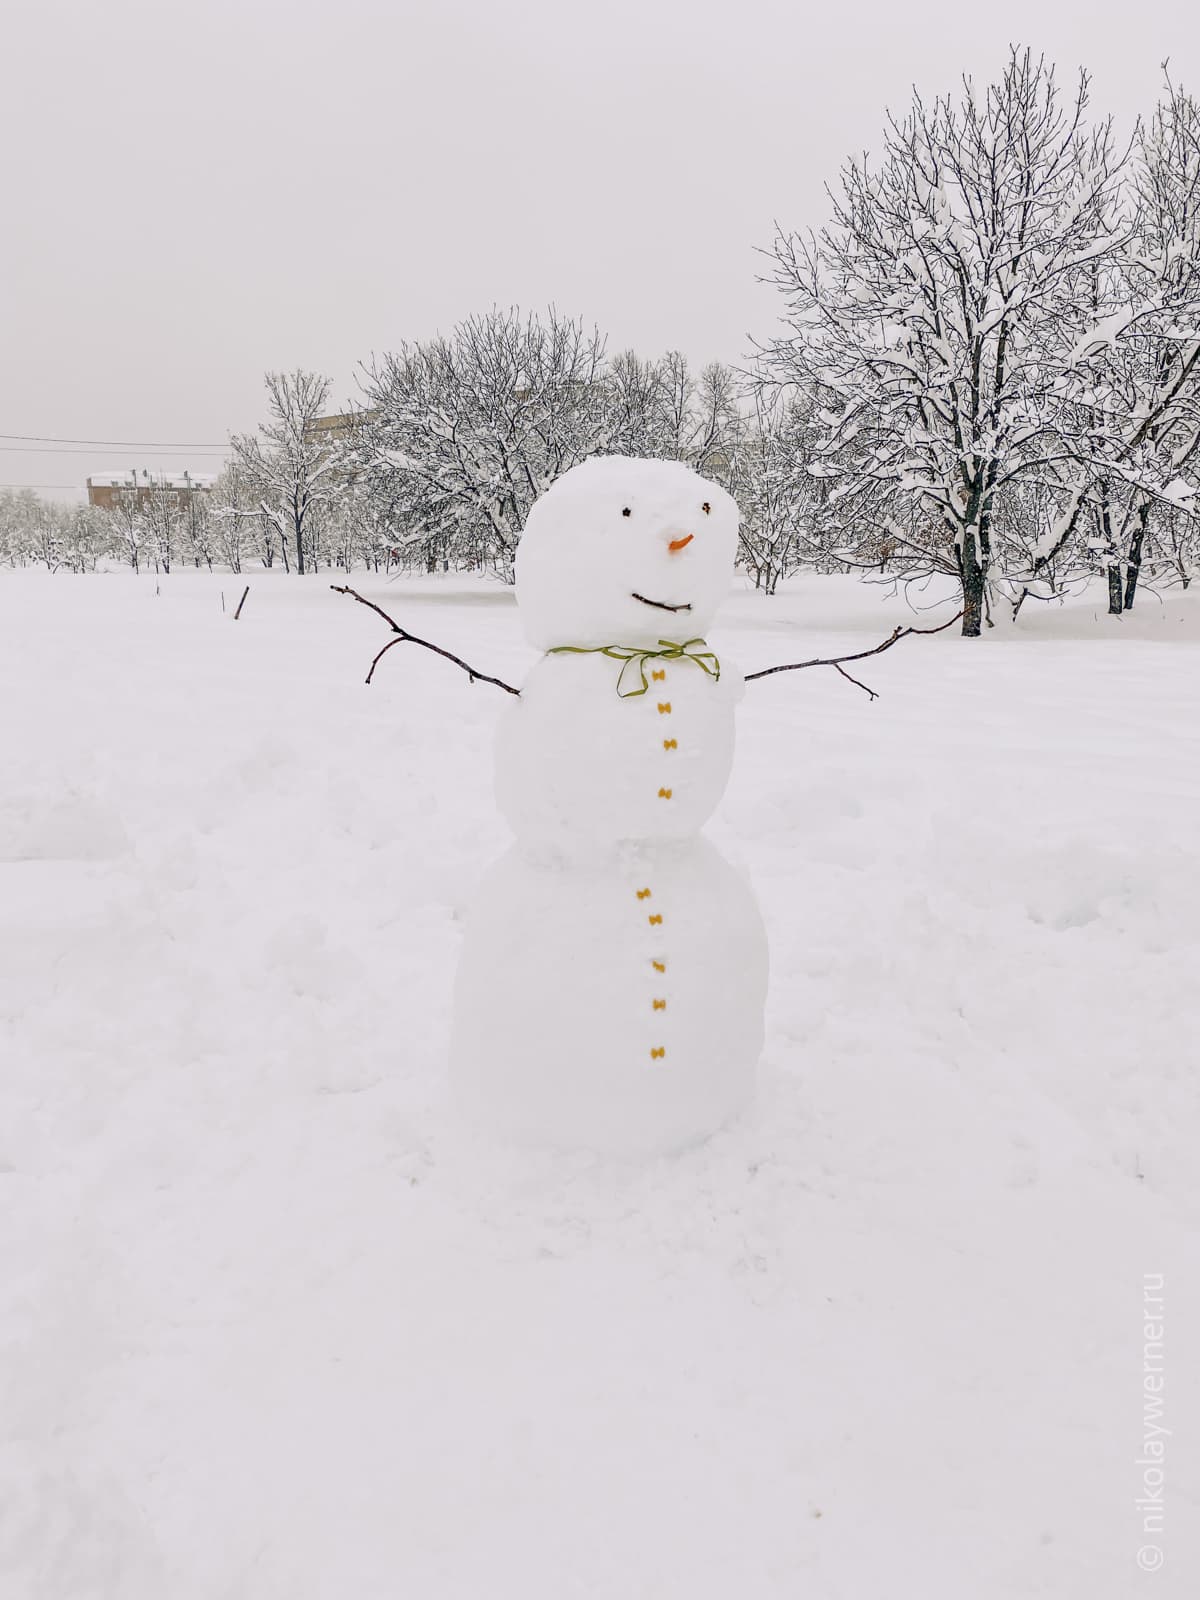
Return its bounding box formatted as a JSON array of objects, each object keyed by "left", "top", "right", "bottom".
[{"left": 668, "top": 533, "right": 694, "bottom": 552}]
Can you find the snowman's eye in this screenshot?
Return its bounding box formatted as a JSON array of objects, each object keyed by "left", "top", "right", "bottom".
[
  {"left": 702, "top": 502, "right": 711, "bottom": 515},
  {"left": 621, "top": 507, "right": 632, "bottom": 517}
]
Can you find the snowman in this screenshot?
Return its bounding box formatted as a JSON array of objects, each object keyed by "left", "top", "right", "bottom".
[{"left": 449, "top": 456, "right": 768, "bottom": 1156}]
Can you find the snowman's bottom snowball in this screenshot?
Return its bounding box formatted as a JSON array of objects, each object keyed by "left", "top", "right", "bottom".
[{"left": 450, "top": 836, "right": 768, "bottom": 1156}]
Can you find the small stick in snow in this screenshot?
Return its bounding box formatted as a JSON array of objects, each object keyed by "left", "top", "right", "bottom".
[
  {"left": 233, "top": 585, "right": 250, "bottom": 621},
  {"left": 331, "top": 585, "right": 520, "bottom": 695},
  {"left": 745, "top": 610, "right": 964, "bottom": 701}
]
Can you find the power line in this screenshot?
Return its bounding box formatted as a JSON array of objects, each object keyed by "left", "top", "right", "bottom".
[
  {"left": 0, "top": 444, "right": 229, "bottom": 457},
  {"left": 0, "top": 431, "right": 230, "bottom": 447}
]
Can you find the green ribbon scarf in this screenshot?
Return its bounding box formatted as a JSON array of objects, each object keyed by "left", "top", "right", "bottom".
[{"left": 547, "top": 637, "right": 721, "bottom": 698}]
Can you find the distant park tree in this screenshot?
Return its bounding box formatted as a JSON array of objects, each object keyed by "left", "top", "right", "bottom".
[
  {"left": 210, "top": 464, "right": 255, "bottom": 575},
  {"left": 362, "top": 308, "right": 608, "bottom": 580},
  {"left": 1058, "top": 74, "right": 1200, "bottom": 612},
  {"left": 730, "top": 392, "right": 822, "bottom": 593},
  {"left": 142, "top": 474, "right": 180, "bottom": 574},
  {"left": 231, "top": 370, "right": 340, "bottom": 576},
  {"left": 605, "top": 349, "right": 742, "bottom": 484}
]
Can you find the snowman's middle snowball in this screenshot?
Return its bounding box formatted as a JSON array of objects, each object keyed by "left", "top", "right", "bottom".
[{"left": 496, "top": 643, "right": 742, "bottom": 845}]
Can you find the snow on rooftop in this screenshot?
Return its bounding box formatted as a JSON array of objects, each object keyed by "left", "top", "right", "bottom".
[{"left": 88, "top": 471, "right": 216, "bottom": 489}]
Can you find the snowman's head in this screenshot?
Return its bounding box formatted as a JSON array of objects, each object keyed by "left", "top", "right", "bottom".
[{"left": 514, "top": 456, "right": 740, "bottom": 650}]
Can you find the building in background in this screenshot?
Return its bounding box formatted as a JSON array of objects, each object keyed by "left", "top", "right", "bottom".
[
  {"left": 86, "top": 469, "right": 216, "bottom": 509},
  {"left": 304, "top": 411, "right": 376, "bottom": 447}
]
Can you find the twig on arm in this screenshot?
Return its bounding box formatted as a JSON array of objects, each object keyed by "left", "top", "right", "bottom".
[
  {"left": 745, "top": 611, "right": 964, "bottom": 701},
  {"left": 832, "top": 662, "right": 878, "bottom": 699},
  {"left": 331, "top": 585, "right": 520, "bottom": 695}
]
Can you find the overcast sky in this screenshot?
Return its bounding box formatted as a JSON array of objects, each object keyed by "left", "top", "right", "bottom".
[{"left": 3, "top": 0, "right": 1196, "bottom": 499}]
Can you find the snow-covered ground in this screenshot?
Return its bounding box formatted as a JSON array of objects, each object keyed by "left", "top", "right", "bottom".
[{"left": 2, "top": 567, "right": 1198, "bottom": 1599}]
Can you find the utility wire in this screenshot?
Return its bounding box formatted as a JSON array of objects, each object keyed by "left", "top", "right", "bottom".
[
  {"left": 0, "top": 432, "right": 230, "bottom": 447},
  {"left": 1, "top": 444, "right": 230, "bottom": 457},
  {"left": 0, "top": 445, "right": 229, "bottom": 456}
]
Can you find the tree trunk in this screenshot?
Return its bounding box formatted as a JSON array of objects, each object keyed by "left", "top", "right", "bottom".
[
  {"left": 1107, "top": 563, "right": 1124, "bottom": 615},
  {"left": 961, "top": 570, "right": 985, "bottom": 634},
  {"left": 960, "top": 528, "right": 985, "bottom": 637},
  {"left": 1123, "top": 504, "right": 1149, "bottom": 611}
]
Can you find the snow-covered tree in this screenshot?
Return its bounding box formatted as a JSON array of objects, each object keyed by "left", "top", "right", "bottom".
[
  {"left": 230, "top": 370, "right": 341, "bottom": 576},
  {"left": 103, "top": 479, "right": 144, "bottom": 571},
  {"left": 605, "top": 350, "right": 741, "bottom": 482},
  {"left": 210, "top": 465, "right": 254, "bottom": 575},
  {"left": 0, "top": 490, "right": 42, "bottom": 566},
  {"left": 28, "top": 500, "right": 66, "bottom": 571},
  {"left": 61, "top": 505, "right": 103, "bottom": 573},
  {"left": 361, "top": 309, "right": 608, "bottom": 580},
  {"left": 761, "top": 49, "right": 1125, "bottom": 634},
  {"left": 141, "top": 475, "right": 180, "bottom": 574},
  {"left": 1056, "top": 74, "right": 1200, "bottom": 612},
  {"left": 179, "top": 474, "right": 214, "bottom": 570},
  {"left": 729, "top": 393, "right": 823, "bottom": 592},
  {"left": 1148, "top": 505, "right": 1199, "bottom": 589}
]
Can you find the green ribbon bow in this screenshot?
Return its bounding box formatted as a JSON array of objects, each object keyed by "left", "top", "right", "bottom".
[{"left": 547, "top": 637, "right": 721, "bottom": 698}]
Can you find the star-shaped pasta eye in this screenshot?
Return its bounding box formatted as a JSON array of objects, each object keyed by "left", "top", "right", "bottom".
[
  {"left": 621, "top": 507, "right": 632, "bottom": 518},
  {"left": 702, "top": 502, "right": 711, "bottom": 514}
]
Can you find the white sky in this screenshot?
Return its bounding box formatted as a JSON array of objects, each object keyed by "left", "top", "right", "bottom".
[{"left": 3, "top": 0, "right": 1196, "bottom": 499}]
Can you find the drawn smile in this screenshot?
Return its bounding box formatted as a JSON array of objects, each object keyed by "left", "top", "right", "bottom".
[{"left": 632, "top": 593, "right": 692, "bottom": 613}]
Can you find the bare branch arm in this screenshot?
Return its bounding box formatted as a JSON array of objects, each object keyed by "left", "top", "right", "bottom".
[
  {"left": 331, "top": 585, "right": 520, "bottom": 695},
  {"left": 745, "top": 610, "right": 964, "bottom": 700}
]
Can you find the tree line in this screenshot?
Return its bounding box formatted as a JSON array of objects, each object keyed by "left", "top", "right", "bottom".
[{"left": 4, "top": 50, "right": 1197, "bottom": 636}]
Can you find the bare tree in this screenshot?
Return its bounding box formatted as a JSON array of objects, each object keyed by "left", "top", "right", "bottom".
[
  {"left": 361, "top": 308, "right": 608, "bottom": 581},
  {"left": 29, "top": 500, "right": 65, "bottom": 571},
  {"left": 230, "top": 370, "right": 340, "bottom": 576},
  {"left": 0, "top": 490, "right": 42, "bottom": 567},
  {"left": 103, "top": 478, "right": 144, "bottom": 572},
  {"left": 180, "top": 473, "right": 214, "bottom": 570},
  {"left": 211, "top": 464, "right": 257, "bottom": 575},
  {"left": 63, "top": 505, "right": 103, "bottom": 573},
  {"left": 605, "top": 350, "right": 742, "bottom": 481},
  {"left": 1148, "top": 505, "right": 1199, "bottom": 589},
  {"left": 730, "top": 392, "right": 820, "bottom": 593},
  {"left": 761, "top": 49, "right": 1125, "bottom": 634},
  {"left": 1057, "top": 73, "right": 1200, "bottom": 612},
  {"left": 605, "top": 349, "right": 666, "bottom": 457},
  {"left": 141, "top": 474, "right": 180, "bottom": 574}
]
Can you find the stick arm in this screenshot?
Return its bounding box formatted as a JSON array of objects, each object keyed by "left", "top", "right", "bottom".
[
  {"left": 331, "top": 585, "right": 521, "bottom": 695},
  {"left": 743, "top": 611, "right": 964, "bottom": 701}
]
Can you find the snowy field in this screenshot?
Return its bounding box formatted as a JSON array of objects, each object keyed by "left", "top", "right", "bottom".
[{"left": 2, "top": 566, "right": 1199, "bottom": 1599}]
